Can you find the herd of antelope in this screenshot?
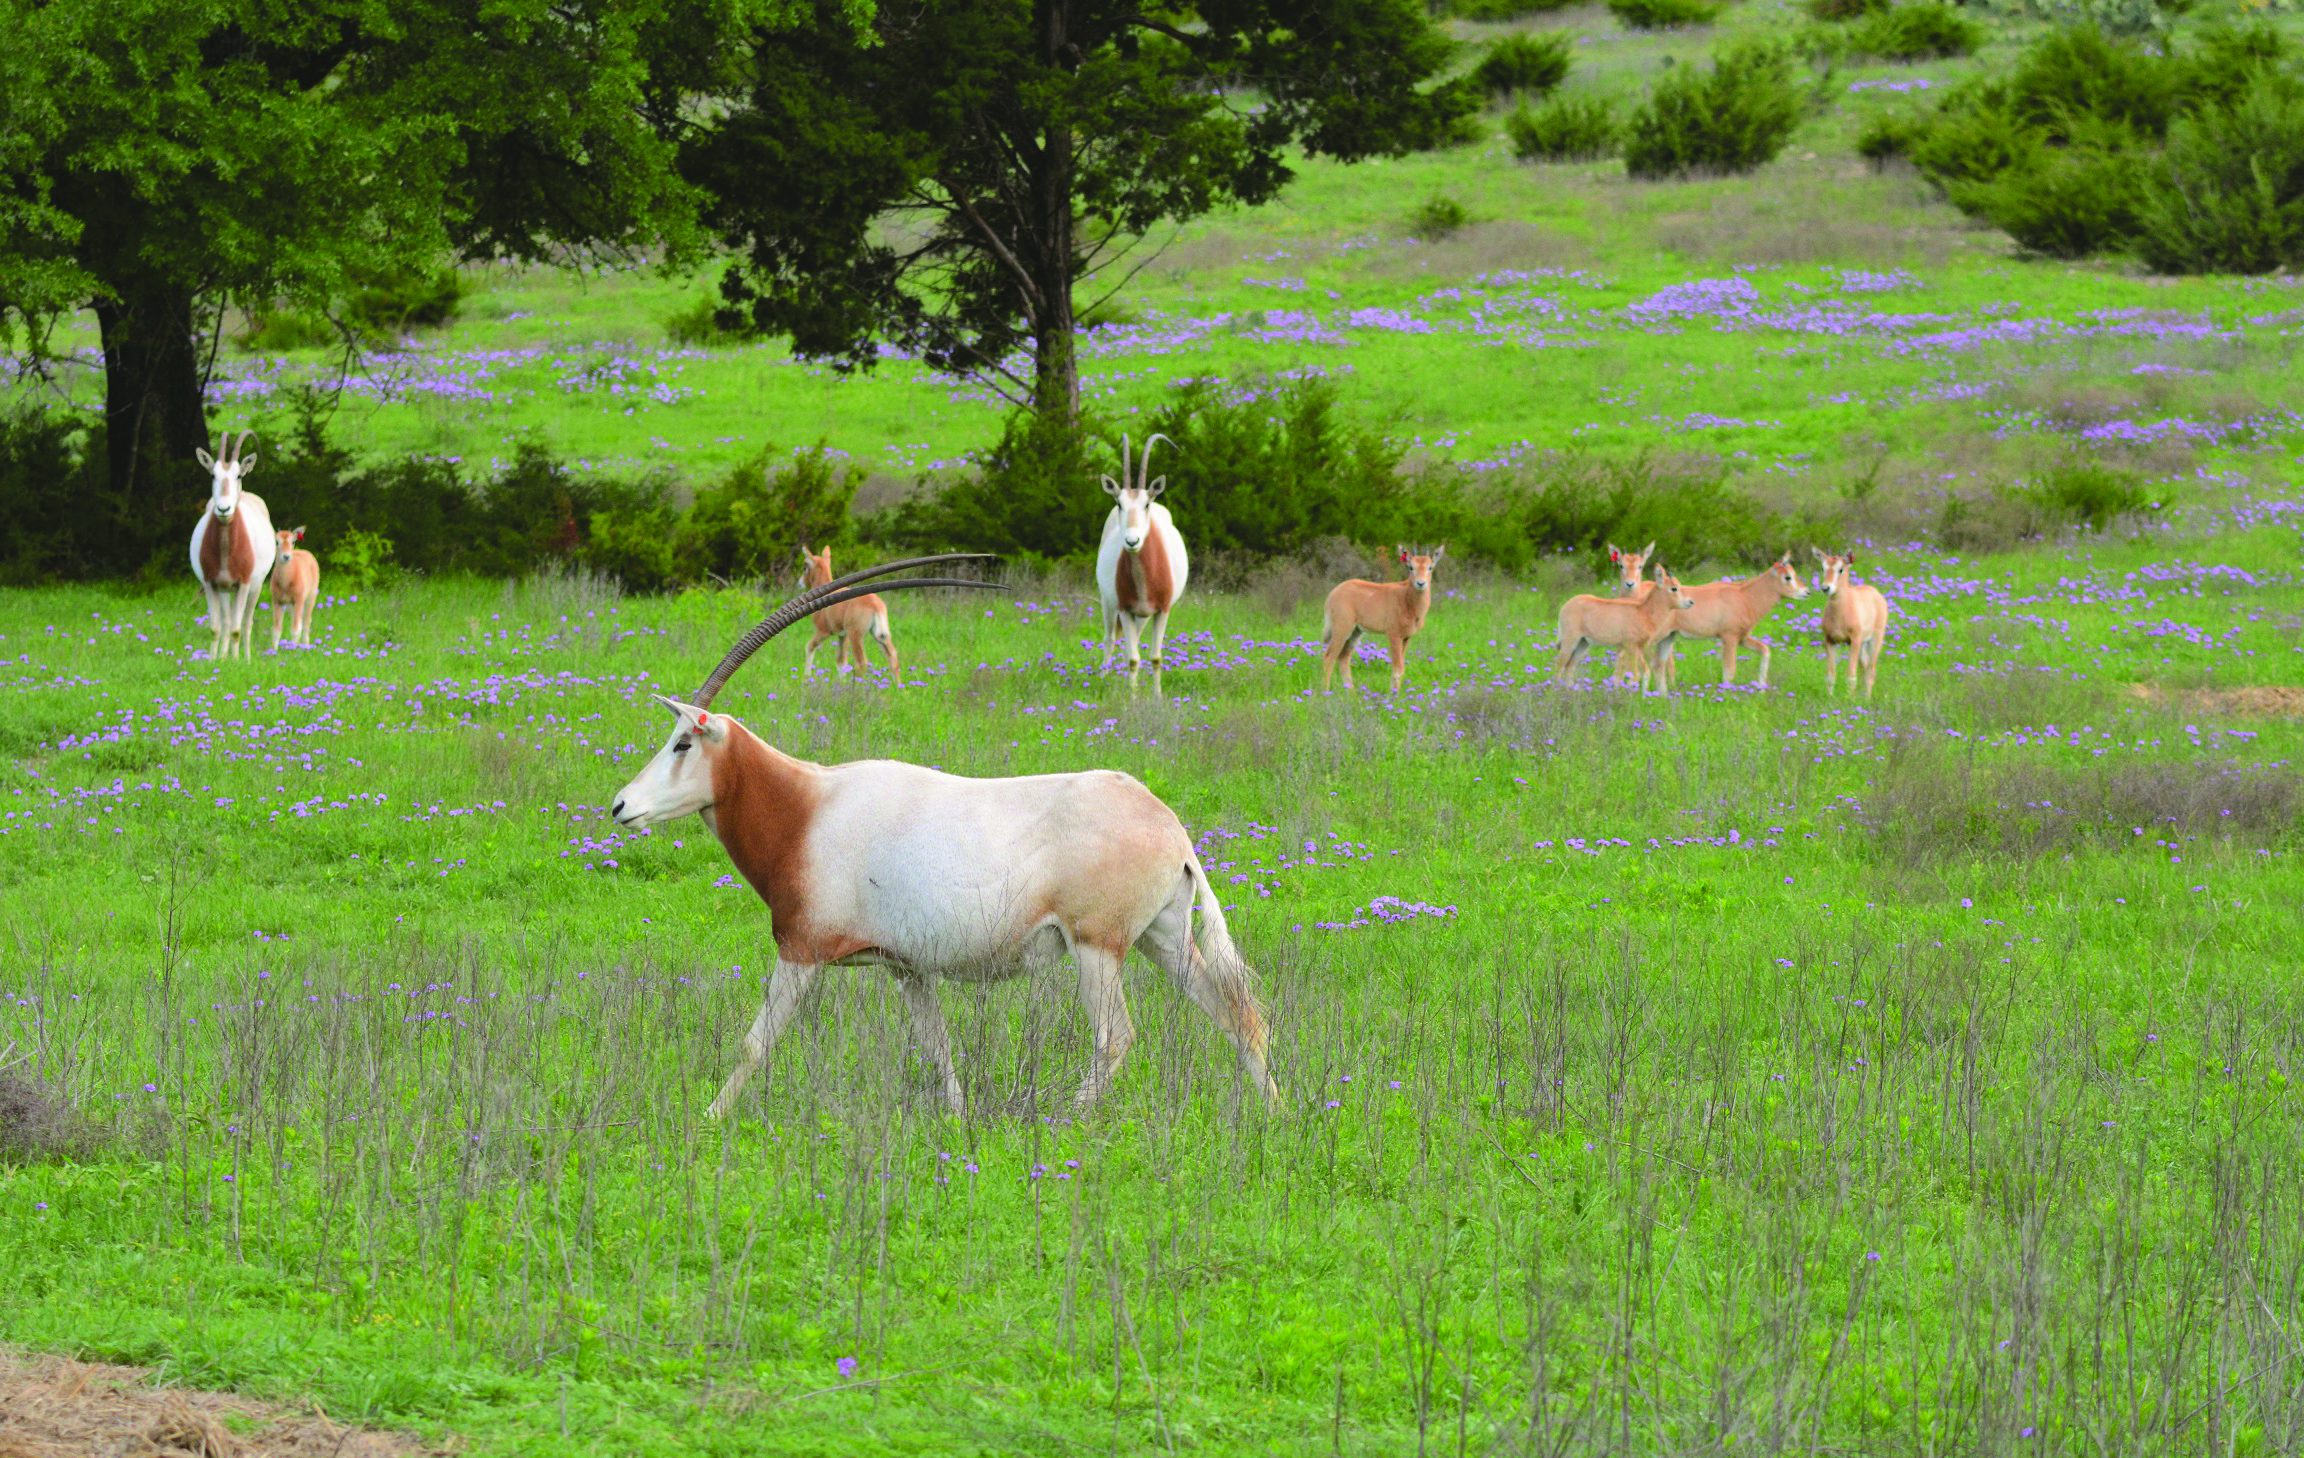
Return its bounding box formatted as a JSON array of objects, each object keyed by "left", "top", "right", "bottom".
[{"left": 187, "top": 431, "right": 1892, "bottom": 1117}]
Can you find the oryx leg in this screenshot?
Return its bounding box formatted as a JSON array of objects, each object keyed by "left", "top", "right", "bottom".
[
  {"left": 1386, "top": 632, "right": 1407, "bottom": 692},
  {"left": 1824, "top": 643, "right": 1843, "bottom": 697},
  {"left": 1860, "top": 633, "right": 1883, "bottom": 698},
  {"left": 270, "top": 593, "right": 288, "bottom": 654},
  {"left": 1748, "top": 635, "right": 1773, "bottom": 690},
  {"left": 1137, "top": 893, "right": 1277, "bottom": 1105},
  {"left": 1720, "top": 634, "right": 1740, "bottom": 688},
  {"left": 298, "top": 594, "right": 315, "bottom": 645},
  {"left": 872, "top": 617, "right": 899, "bottom": 681},
  {"left": 803, "top": 626, "right": 832, "bottom": 677},
  {"left": 894, "top": 972, "right": 963, "bottom": 1114},
  {"left": 231, "top": 582, "right": 259, "bottom": 660},
  {"left": 1072, "top": 943, "right": 1136, "bottom": 1109},
  {"left": 707, "top": 959, "right": 820, "bottom": 1119},
  {"left": 1117, "top": 613, "right": 1146, "bottom": 694},
  {"left": 1147, "top": 609, "right": 1171, "bottom": 699},
  {"left": 198, "top": 585, "right": 224, "bottom": 660},
  {"left": 1552, "top": 636, "right": 1585, "bottom": 683},
  {"left": 1337, "top": 627, "right": 1362, "bottom": 690}
]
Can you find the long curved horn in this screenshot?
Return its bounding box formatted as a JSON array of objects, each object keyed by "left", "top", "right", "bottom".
[
  {"left": 1119, "top": 433, "right": 1133, "bottom": 491},
  {"left": 691, "top": 552, "right": 998, "bottom": 706},
  {"left": 213, "top": 429, "right": 229, "bottom": 463},
  {"left": 232, "top": 429, "right": 254, "bottom": 463},
  {"left": 1137, "top": 432, "right": 1175, "bottom": 489}
]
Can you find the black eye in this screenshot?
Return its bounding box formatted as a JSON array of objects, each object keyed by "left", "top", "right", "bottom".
[{"left": 673, "top": 738, "right": 691, "bottom": 754}]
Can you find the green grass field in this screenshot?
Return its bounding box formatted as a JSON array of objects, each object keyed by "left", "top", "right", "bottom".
[{"left": 7, "top": 1, "right": 2304, "bottom": 1453}]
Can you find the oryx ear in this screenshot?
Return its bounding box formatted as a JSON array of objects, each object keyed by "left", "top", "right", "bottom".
[
  {"left": 1640, "top": 540, "right": 1655, "bottom": 560},
  {"left": 1145, "top": 476, "right": 1165, "bottom": 498},
  {"left": 651, "top": 693, "right": 726, "bottom": 743},
  {"left": 1606, "top": 543, "right": 1621, "bottom": 563},
  {"left": 293, "top": 526, "right": 307, "bottom": 541},
  {"left": 1398, "top": 544, "right": 1411, "bottom": 563},
  {"left": 1101, "top": 475, "right": 1122, "bottom": 497},
  {"left": 1809, "top": 545, "right": 1824, "bottom": 562},
  {"left": 196, "top": 450, "right": 217, "bottom": 470},
  {"left": 1845, "top": 548, "right": 1858, "bottom": 565},
  {"left": 238, "top": 452, "right": 258, "bottom": 473},
  {"left": 1432, "top": 545, "right": 1446, "bottom": 562}
]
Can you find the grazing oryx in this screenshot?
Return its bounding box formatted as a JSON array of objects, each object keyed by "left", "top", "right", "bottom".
[
  {"left": 188, "top": 431, "right": 278, "bottom": 662},
  {"left": 607, "top": 555, "right": 1279, "bottom": 1119},
  {"left": 796, "top": 545, "right": 899, "bottom": 681},
  {"left": 1553, "top": 565, "right": 1695, "bottom": 690},
  {"left": 1647, "top": 552, "right": 1808, "bottom": 692},
  {"left": 267, "top": 527, "right": 320, "bottom": 652},
  {"left": 1321, "top": 545, "right": 1444, "bottom": 693},
  {"left": 1606, "top": 540, "right": 1654, "bottom": 596},
  {"left": 1096, "top": 434, "right": 1189, "bottom": 697},
  {"left": 1812, "top": 548, "right": 1891, "bottom": 698}
]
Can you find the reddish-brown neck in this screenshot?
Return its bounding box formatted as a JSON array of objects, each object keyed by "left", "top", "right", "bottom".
[
  {"left": 1115, "top": 526, "right": 1175, "bottom": 616},
  {"left": 705, "top": 726, "right": 829, "bottom": 957}
]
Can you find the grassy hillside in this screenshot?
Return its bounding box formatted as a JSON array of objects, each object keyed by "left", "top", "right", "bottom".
[{"left": 5, "top": 2, "right": 2304, "bottom": 1454}]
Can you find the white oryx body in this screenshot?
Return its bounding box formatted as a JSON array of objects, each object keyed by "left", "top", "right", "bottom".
[
  {"left": 187, "top": 431, "right": 277, "bottom": 662},
  {"left": 1096, "top": 434, "right": 1189, "bottom": 696},
  {"left": 606, "top": 554, "right": 1275, "bottom": 1120}
]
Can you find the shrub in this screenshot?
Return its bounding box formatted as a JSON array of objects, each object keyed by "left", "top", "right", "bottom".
[
  {"left": 675, "top": 447, "right": 862, "bottom": 584},
  {"left": 1506, "top": 95, "right": 1623, "bottom": 160},
  {"left": 1452, "top": 0, "right": 1578, "bottom": 17},
  {"left": 868, "top": 410, "right": 1106, "bottom": 560},
  {"left": 1608, "top": 0, "right": 1722, "bottom": 27},
  {"left": 2134, "top": 73, "right": 2304, "bottom": 274},
  {"left": 1855, "top": 111, "right": 1925, "bottom": 168},
  {"left": 1409, "top": 194, "right": 1472, "bottom": 240},
  {"left": 1842, "top": 5, "right": 1982, "bottom": 62},
  {"left": 664, "top": 295, "right": 744, "bottom": 346},
  {"left": 2016, "top": 460, "right": 2158, "bottom": 530},
  {"left": 1805, "top": 0, "right": 1886, "bottom": 18},
  {"left": 329, "top": 529, "right": 400, "bottom": 592},
  {"left": 1624, "top": 44, "right": 1806, "bottom": 179},
  {"left": 1945, "top": 120, "right": 2142, "bottom": 258},
  {"left": 1473, "top": 33, "right": 1573, "bottom": 99},
  {"left": 237, "top": 266, "right": 464, "bottom": 351}
]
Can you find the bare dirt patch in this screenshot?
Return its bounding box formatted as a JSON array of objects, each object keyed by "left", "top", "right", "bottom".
[
  {"left": 0, "top": 1350, "right": 442, "bottom": 1458},
  {"left": 2127, "top": 682, "right": 2304, "bottom": 717}
]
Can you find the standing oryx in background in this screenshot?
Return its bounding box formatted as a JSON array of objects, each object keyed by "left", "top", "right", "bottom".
[
  {"left": 796, "top": 544, "right": 900, "bottom": 682},
  {"left": 1096, "top": 433, "right": 1190, "bottom": 697},
  {"left": 1813, "top": 548, "right": 1891, "bottom": 698},
  {"left": 267, "top": 526, "right": 321, "bottom": 651},
  {"left": 1321, "top": 545, "right": 1444, "bottom": 693},
  {"left": 605, "top": 554, "right": 1280, "bottom": 1119},
  {"left": 188, "top": 431, "right": 277, "bottom": 662}
]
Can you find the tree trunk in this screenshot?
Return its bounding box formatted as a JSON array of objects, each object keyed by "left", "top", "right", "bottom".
[
  {"left": 94, "top": 276, "right": 210, "bottom": 521},
  {"left": 1030, "top": 0, "right": 1080, "bottom": 426}
]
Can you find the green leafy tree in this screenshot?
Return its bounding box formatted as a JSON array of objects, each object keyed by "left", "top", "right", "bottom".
[
  {"left": 686, "top": 0, "right": 1476, "bottom": 423},
  {"left": 0, "top": 0, "right": 774, "bottom": 558}
]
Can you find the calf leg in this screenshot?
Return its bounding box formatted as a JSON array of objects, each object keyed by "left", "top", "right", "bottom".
[
  {"left": 1338, "top": 627, "right": 1362, "bottom": 690},
  {"left": 1748, "top": 635, "right": 1772, "bottom": 689},
  {"left": 1386, "top": 633, "right": 1407, "bottom": 692},
  {"left": 1861, "top": 632, "right": 1883, "bottom": 698},
  {"left": 872, "top": 616, "right": 899, "bottom": 681},
  {"left": 1072, "top": 943, "right": 1136, "bottom": 1108},
  {"left": 894, "top": 972, "right": 964, "bottom": 1114},
  {"left": 803, "top": 626, "right": 831, "bottom": 677},
  {"left": 707, "top": 959, "right": 820, "bottom": 1119},
  {"left": 1824, "top": 643, "right": 1843, "bottom": 696},
  {"left": 270, "top": 596, "right": 287, "bottom": 653},
  {"left": 1720, "top": 634, "right": 1740, "bottom": 687}
]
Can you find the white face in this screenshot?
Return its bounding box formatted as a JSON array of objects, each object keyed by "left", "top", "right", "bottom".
[
  {"left": 610, "top": 696, "right": 727, "bottom": 829},
  {"left": 196, "top": 447, "right": 256, "bottom": 518},
  {"left": 1102, "top": 477, "right": 1162, "bottom": 552}
]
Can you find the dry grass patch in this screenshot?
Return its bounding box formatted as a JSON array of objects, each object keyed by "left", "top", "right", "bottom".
[{"left": 0, "top": 1349, "right": 440, "bottom": 1458}]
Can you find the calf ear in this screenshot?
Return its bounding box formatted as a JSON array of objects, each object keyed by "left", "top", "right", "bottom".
[
  {"left": 1639, "top": 540, "right": 1655, "bottom": 560},
  {"left": 294, "top": 526, "right": 307, "bottom": 541},
  {"left": 1397, "top": 544, "right": 1410, "bottom": 563},
  {"left": 1606, "top": 543, "right": 1621, "bottom": 563},
  {"left": 1432, "top": 545, "right": 1446, "bottom": 562},
  {"left": 1846, "top": 549, "right": 1859, "bottom": 564}
]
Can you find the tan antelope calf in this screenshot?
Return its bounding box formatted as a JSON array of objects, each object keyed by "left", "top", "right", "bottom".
[
  {"left": 606, "top": 554, "right": 1280, "bottom": 1118},
  {"left": 1812, "top": 548, "right": 1891, "bottom": 698},
  {"left": 267, "top": 527, "right": 320, "bottom": 651},
  {"left": 1648, "top": 553, "right": 1808, "bottom": 692},
  {"left": 1606, "top": 540, "right": 1654, "bottom": 596},
  {"left": 797, "top": 545, "right": 899, "bottom": 681},
  {"left": 1553, "top": 565, "right": 1695, "bottom": 691},
  {"left": 1321, "top": 545, "right": 1443, "bottom": 692}
]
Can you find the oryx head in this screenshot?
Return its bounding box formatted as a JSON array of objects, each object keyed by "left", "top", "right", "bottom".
[
  {"left": 1652, "top": 563, "right": 1697, "bottom": 611},
  {"left": 610, "top": 553, "right": 999, "bottom": 830},
  {"left": 1810, "top": 546, "right": 1855, "bottom": 598},
  {"left": 1767, "top": 549, "right": 1808, "bottom": 600},
  {"left": 796, "top": 543, "right": 834, "bottom": 590},
  {"left": 1397, "top": 543, "right": 1444, "bottom": 593},
  {"left": 1605, "top": 540, "right": 1654, "bottom": 597},
  {"left": 196, "top": 430, "right": 258, "bottom": 520},
  {"left": 1101, "top": 433, "right": 1173, "bottom": 554}
]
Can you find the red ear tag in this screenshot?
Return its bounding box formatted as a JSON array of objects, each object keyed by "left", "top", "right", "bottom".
[{"left": 695, "top": 714, "right": 711, "bottom": 734}]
